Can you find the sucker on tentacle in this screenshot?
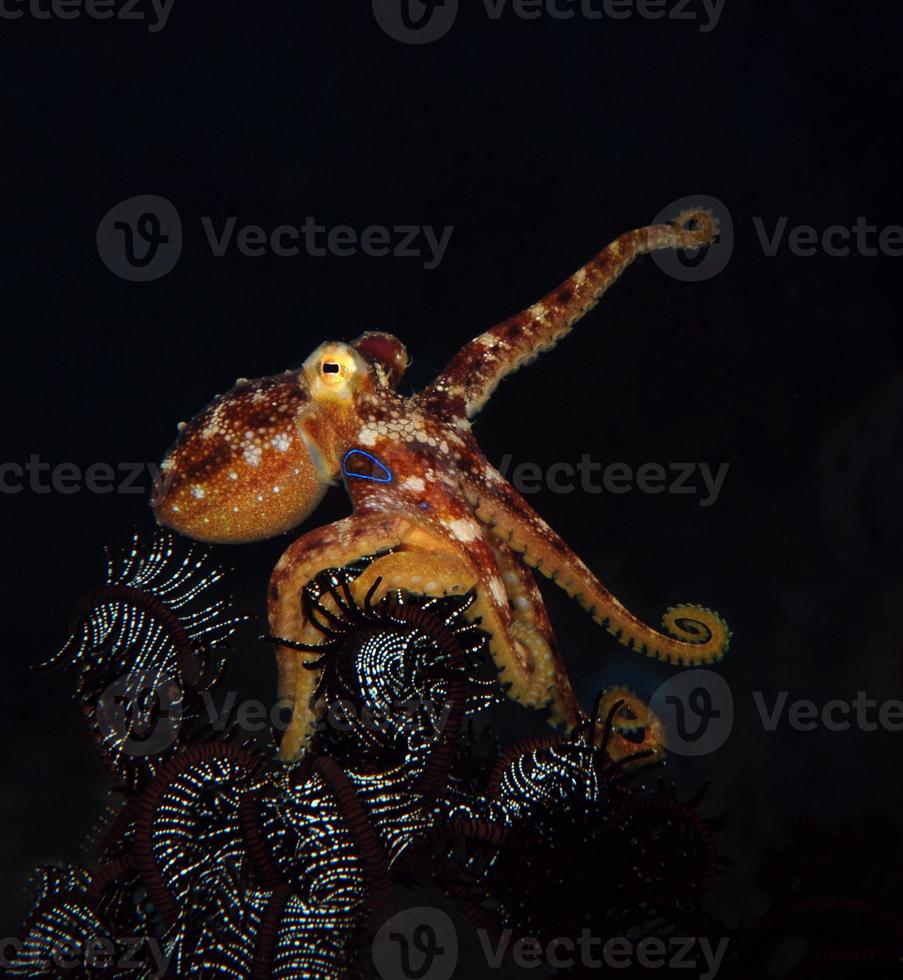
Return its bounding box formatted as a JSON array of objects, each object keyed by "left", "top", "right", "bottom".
[{"left": 152, "top": 209, "right": 730, "bottom": 758}]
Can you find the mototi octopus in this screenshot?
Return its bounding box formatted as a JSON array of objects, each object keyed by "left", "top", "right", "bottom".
[{"left": 152, "top": 209, "right": 731, "bottom": 758}]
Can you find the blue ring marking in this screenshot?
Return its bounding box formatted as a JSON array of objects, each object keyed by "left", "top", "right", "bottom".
[{"left": 342, "top": 449, "right": 393, "bottom": 484}]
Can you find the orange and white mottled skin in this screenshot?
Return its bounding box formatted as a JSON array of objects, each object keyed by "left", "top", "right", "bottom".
[{"left": 153, "top": 209, "right": 730, "bottom": 760}]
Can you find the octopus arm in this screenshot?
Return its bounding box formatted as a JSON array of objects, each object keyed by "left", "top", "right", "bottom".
[
  {"left": 420, "top": 209, "right": 717, "bottom": 421},
  {"left": 267, "top": 508, "right": 565, "bottom": 757},
  {"left": 328, "top": 540, "right": 571, "bottom": 721},
  {"left": 268, "top": 513, "right": 413, "bottom": 759},
  {"left": 485, "top": 534, "right": 582, "bottom": 729},
  {"left": 592, "top": 687, "right": 666, "bottom": 763},
  {"left": 464, "top": 466, "right": 731, "bottom": 666}
]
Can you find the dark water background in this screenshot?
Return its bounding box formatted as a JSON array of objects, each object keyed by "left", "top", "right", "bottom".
[{"left": 2, "top": 0, "right": 902, "bottom": 949}]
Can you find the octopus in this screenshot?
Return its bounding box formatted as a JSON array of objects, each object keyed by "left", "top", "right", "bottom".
[{"left": 153, "top": 209, "right": 731, "bottom": 759}]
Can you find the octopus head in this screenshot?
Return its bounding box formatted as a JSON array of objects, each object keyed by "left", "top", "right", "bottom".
[{"left": 151, "top": 332, "right": 409, "bottom": 545}]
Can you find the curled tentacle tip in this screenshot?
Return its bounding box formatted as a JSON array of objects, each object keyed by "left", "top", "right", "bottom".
[
  {"left": 662, "top": 603, "right": 731, "bottom": 661},
  {"left": 590, "top": 687, "right": 666, "bottom": 762},
  {"left": 670, "top": 207, "right": 719, "bottom": 247}
]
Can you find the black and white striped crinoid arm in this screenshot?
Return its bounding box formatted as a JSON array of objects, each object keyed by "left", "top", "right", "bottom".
[{"left": 41, "top": 529, "right": 249, "bottom": 789}]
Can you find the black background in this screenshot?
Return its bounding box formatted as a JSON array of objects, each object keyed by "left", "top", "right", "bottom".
[{"left": 3, "top": 0, "right": 903, "bottom": 953}]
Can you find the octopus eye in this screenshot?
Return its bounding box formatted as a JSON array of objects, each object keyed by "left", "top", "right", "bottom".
[
  {"left": 303, "top": 342, "right": 363, "bottom": 399},
  {"left": 318, "top": 353, "right": 357, "bottom": 388}
]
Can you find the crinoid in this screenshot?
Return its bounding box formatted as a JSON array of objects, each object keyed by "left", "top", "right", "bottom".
[
  {"left": 482, "top": 765, "right": 727, "bottom": 947},
  {"left": 267, "top": 556, "right": 499, "bottom": 783},
  {"left": 5, "top": 866, "right": 118, "bottom": 978},
  {"left": 13, "top": 535, "right": 730, "bottom": 979},
  {"left": 180, "top": 874, "right": 361, "bottom": 979},
  {"left": 41, "top": 529, "right": 248, "bottom": 790},
  {"left": 625, "top": 779, "right": 728, "bottom": 913},
  {"left": 11, "top": 540, "right": 501, "bottom": 978},
  {"left": 388, "top": 693, "right": 728, "bottom": 967}
]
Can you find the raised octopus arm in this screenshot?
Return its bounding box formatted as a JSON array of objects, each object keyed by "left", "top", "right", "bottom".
[{"left": 420, "top": 209, "right": 717, "bottom": 421}]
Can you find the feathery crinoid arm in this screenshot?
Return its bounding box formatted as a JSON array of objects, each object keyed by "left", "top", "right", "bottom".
[{"left": 421, "top": 209, "right": 717, "bottom": 421}]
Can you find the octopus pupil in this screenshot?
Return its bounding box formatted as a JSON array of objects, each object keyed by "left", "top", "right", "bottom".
[{"left": 322, "top": 362, "right": 340, "bottom": 374}]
